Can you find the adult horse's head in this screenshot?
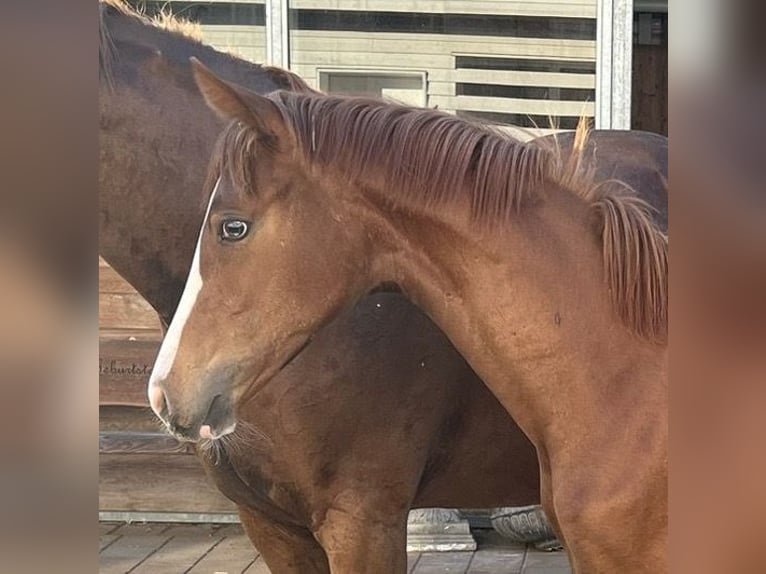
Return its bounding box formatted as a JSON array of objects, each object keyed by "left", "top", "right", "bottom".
[
  {"left": 99, "top": 0, "right": 315, "bottom": 328},
  {"left": 148, "top": 60, "right": 372, "bottom": 440}
]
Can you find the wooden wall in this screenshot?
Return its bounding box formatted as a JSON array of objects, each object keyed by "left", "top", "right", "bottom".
[
  {"left": 154, "top": 0, "right": 597, "bottom": 131},
  {"left": 290, "top": 0, "right": 598, "bottom": 127},
  {"left": 201, "top": 26, "right": 267, "bottom": 64},
  {"left": 99, "top": 258, "right": 162, "bottom": 407},
  {"left": 290, "top": 30, "right": 596, "bottom": 117},
  {"left": 99, "top": 258, "right": 237, "bottom": 516}
]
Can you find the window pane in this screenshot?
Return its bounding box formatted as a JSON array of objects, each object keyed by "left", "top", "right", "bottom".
[{"left": 320, "top": 71, "right": 426, "bottom": 106}]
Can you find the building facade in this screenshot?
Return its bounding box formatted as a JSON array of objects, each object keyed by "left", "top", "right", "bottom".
[{"left": 134, "top": 0, "right": 666, "bottom": 135}]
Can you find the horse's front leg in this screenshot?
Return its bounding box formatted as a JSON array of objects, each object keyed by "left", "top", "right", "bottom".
[
  {"left": 314, "top": 507, "right": 409, "bottom": 574},
  {"left": 238, "top": 507, "right": 330, "bottom": 574},
  {"left": 537, "top": 450, "right": 566, "bottom": 549},
  {"left": 551, "top": 455, "right": 667, "bottom": 574}
]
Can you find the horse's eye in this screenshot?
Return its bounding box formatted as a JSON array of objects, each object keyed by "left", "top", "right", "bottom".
[{"left": 220, "top": 219, "right": 249, "bottom": 241}]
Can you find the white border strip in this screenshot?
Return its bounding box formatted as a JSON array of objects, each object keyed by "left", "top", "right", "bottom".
[
  {"left": 99, "top": 511, "right": 240, "bottom": 523},
  {"left": 266, "top": 0, "right": 290, "bottom": 67},
  {"left": 596, "top": 0, "right": 633, "bottom": 129}
]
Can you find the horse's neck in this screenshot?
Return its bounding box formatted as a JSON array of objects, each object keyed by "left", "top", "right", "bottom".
[
  {"left": 365, "top": 187, "right": 663, "bottom": 445},
  {"left": 99, "top": 38, "right": 284, "bottom": 323},
  {"left": 99, "top": 75, "right": 219, "bottom": 323}
]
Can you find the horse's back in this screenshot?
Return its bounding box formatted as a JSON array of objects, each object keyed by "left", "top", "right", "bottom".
[{"left": 535, "top": 129, "right": 668, "bottom": 231}]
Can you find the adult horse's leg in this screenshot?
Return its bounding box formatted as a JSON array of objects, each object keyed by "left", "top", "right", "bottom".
[
  {"left": 238, "top": 507, "right": 330, "bottom": 574},
  {"left": 537, "top": 453, "right": 567, "bottom": 551},
  {"left": 551, "top": 453, "right": 667, "bottom": 573},
  {"left": 314, "top": 509, "right": 409, "bottom": 574}
]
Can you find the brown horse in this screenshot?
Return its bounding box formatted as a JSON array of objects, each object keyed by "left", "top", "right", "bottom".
[
  {"left": 148, "top": 61, "right": 668, "bottom": 573},
  {"left": 100, "top": 4, "right": 544, "bottom": 572}
]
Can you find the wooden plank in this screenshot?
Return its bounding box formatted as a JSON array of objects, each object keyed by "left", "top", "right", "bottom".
[
  {"left": 291, "top": 29, "right": 597, "bottom": 49},
  {"left": 100, "top": 453, "right": 238, "bottom": 514},
  {"left": 101, "top": 522, "right": 123, "bottom": 536},
  {"left": 428, "top": 81, "right": 455, "bottom": 97},
  {"left": 467, "top": 546, "right": 526, "bottom": 573},
  {"left": 244, "top": 556, "right": 273, "bottom": 573},
  {"left": 201, "top": 25, "right": 267, "bottom": 34},
  {"left": 452, "top": 68, "right": 595, "bottom": 89},
  {"left": 100, "top": 263, "right": 139, "bottom": 294},
  {"left": 100, "top": 328, "right": 163, "bottom": 342},
  {"left": 293, "top": 50, "right": 454, "bottom": 70},
  {"left": 202, "top": 27, "right": 267, "bottom": 55},
  {"left": 187, "top": 525, "right": 260, "bottom": 574},
  {"left": 99, "top": 431, "right": 193, "bottom": 455},
  {"left": 99, "top": 377, "right": 150, "bottom": 407},
  {"left": 407, "top": 552, "right": 422, "bottom": 573},
  {"left": 433, "top": 94, "right": 595, "bottom": 116},
  {"left": 99, "top": 292, "right": 162, "bottom": 331},
  {"left": 100, "top": 533, "right": 122, "bottom": 552},
  {"left": 131, "top": 524, "right": 226, "bottom": 574},
  {"left": 99, "top": 338, "right": 160, "bottom": 406},
  {"left": 522, "top": 549, "right": 571, "bottom": 572},
  {"left": 292, "top": 31, "right": 596, "bottom": 58},
  {"left": 100, "top": 405, "right": 163, "bottom": 433},
  {"left": 290, "top": 0, "right": 596, "bottom": 18},
  {"left": 99, "top": 523, "right": 172, "bottom": 573},
  {"left": 412, "top": 552, "right": 474, "bottom": 573},
  {"left": 98, "top": 260, "right": 162, "bottom": 338}
]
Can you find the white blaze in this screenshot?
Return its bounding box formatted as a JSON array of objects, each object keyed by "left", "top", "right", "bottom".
[{"left": 148, "top": 179, "right": 220, "bottom": 407}]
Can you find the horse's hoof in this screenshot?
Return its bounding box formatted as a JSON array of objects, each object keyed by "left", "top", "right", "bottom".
[
  {"left": 533, "top": 537, "right": 564, "bottom": 552},
  {"left": 490, "top": 505, "right": 561, "bottom": 550}
]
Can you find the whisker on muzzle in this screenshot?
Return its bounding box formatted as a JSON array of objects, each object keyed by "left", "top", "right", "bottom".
[{"left": 196, "top": 419, "right": 274, "bottom": 464}]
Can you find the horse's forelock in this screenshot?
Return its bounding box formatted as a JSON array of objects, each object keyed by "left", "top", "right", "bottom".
[{"left": 207, "top": 121, "right": 262, "bottom": 200}]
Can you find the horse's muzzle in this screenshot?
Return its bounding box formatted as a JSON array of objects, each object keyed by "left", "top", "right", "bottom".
[{"left": 148, "top": 380, "right": 236, "bottom": 441}]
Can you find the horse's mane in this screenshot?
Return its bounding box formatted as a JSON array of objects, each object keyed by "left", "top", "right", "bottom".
[
  {"left": 98, "top": 1, "right": 118, "bottom": 87},
  {"left": 215, "top": 94, "right": 667, "bottom": 341},
  {"left": 543, "top": 123, "right": 668, "bottom": 342},
  {"left": 100, "top": 0, "right": 203, "bottom": 38},
  {"left": 99, "top": 0, "right": 201, "bottom": 88}
]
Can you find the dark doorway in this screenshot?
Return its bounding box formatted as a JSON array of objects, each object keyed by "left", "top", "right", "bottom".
[{"left": 632, "top": 11, "right": 668, "bottom": 135}]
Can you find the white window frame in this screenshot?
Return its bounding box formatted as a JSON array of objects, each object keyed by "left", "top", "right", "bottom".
[
  {"left": 316, "top": 68, "right": 428, "bottom": 107},
  {"left": 266, "top": 0, "right": 289, "bottom": 68}
]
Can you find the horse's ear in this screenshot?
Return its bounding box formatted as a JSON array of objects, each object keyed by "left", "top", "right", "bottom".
[{"left": 190, "top": 57, "right": 287, "bottom": 143}]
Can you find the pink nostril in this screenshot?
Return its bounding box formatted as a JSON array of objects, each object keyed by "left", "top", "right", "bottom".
[
  {"left": 199, "top": 425, "right": 214, "bottom": 440},
  {"left": 148, "top": 384, "right": 166, "bottom": 417}
]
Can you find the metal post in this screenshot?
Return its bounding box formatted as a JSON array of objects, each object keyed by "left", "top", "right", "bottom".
[
  {"left": 266, "top": 0, "right": 290, "bottom": 68},
  {"left": 596, "top": 0, "right": 634, "bottom": 129}
]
